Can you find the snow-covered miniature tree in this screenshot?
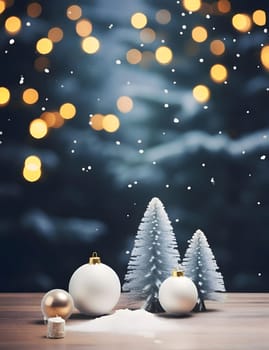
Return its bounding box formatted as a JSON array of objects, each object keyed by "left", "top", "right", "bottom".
[
  {"left": 182, "top": 229, "right": 225, "bottom": 312},
  {"left": 123, "top": 197, "right": 181, "bottom": 313}
]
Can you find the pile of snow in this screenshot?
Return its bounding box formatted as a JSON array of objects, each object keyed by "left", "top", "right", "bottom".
[{"left": 67, "top": 309, "right": 178, "bottom": 337}]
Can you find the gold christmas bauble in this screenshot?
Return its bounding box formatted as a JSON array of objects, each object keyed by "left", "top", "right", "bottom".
[{"left": 41, "top": 289, "right": 74, "bottom": 320}]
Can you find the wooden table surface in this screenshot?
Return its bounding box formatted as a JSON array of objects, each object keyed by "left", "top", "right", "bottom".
[{"left": 0, "top": 293, "right": 268, "bottom": 349}]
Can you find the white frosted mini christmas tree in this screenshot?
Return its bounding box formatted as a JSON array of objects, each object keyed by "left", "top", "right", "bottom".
[
  {"left": 182, "top": 229, "right": 225, "bottom": 311},
  {"left": 123, "top": 197, "right": 181, "bottom": 313}
]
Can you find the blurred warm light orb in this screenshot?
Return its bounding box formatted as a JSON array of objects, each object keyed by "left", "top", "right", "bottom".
[
  {"left": 232, "top": 13, "right": 252, "bottom": 32},
  {"left": 51, "top": 112, "right": 65, "bottom": 128},
  {"left": 48, "top": 27, "right": 64, "bottom": 43},
  {"left": 261, "top": 46, "right": 269, "bottom": 71},
  {"left": 126, "top": 49, "right": 142, "bottom": 64},
  {"left": 193, "top": 85, "right": 210, "bottom": 103},
  {"left": 24, "top": 155, "right": 42, "bottom": 170},
  {"left": 76, "top": 19, "right": 93, "bottom": 37},
  {"left": 182, "top": 0, "right": 201, "bottom": 12},
  {"left": 27, "top": 2, "right": 42, "bottom": 18},
  {"left": 59, "top": 103, "right": 76, "bottom": 119},
  {"left": 117, "top": 96, "right": 133, "bottom": 113},
  {"left": 210, "top": 40, "right": 225, "bottom": 56},
  {"left": 155, "top": 9, "right": 171, "bottom": 25},
  {"left": 192, "top": 26, "right": 208, "bottom": 43},
  {"left": 23, "top": 167, "right": 42, "bottom": 182},
  {"left": 140, "top": 28, "right": 156, "bottom": 44},
  {"left": 66, "top": 4, "right": 82, "bottom": 20},
  {"left": 36, "top": 38, "right": 53, "bottom": 55},
  {"left": 34, "top": 56, "right": 50, "bottom": 72},
  {"left": 131, "top": 12, "right": 147, "bottom": 29},
  {"left": 155, "top": 46, "right": 173, "bottom": 65},
  {"left": 217, "top": 0, "right": 231, "bottom": 14},
  {"left": 29, "top": 119, "right": 48, "bottom": 139},
  {"left": 0, "top": 1, "right": 6, "bottom": 14},
  {"left": 210, "top": 64, "right": 228, "bottom": 83},
  {"left": 5, "top": 16, "right": 21, "bottom": 35},
  {"left": 253, "top": 10, "right": 266, "bottom": 26},
  {"left": 90, "top": 114, "right": 104, "bottom": 131},
  {"left": 81, "top": 36, "right": 100, "bottom": 54},
  {"left": 41, "top": 111, "right": 64, "bottom": 128},
  {"left": 0, "top": 87, "right": 10, "bottom": 106},
  {"left": 103, "top": 114, "right": 120, "bottom": 133},
  {"left": 22, "top": 88, "right": 39, "bottom": 105}
]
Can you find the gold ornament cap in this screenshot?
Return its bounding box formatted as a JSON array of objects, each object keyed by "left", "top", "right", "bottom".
[
  {"left": 172, "top": 269, "right": 184, "bottom": 277},
  {"left": 89, "top": 252, "right": 101, "bottom": 264}
]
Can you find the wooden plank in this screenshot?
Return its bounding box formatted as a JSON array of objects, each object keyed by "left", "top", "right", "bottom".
[{"left": 0, "top": 293, "right": 268, "bottom": 349}]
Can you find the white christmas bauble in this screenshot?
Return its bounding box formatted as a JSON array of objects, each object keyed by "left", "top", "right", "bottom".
[
  {"left": 68, "top": 253, "right": 121, "bottom": 315},
  {"left": 158, "top": 271, "right": 198, "bottom": 314}
]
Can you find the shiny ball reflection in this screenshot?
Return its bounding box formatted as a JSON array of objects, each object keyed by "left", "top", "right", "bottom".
[{"left": 41, "top": 288, "right": 74, "bottom": 320}]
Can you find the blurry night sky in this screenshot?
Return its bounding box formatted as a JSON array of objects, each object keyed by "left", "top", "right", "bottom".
[{"left": 0, "top": 0, "right": 269, "bottom": 292}]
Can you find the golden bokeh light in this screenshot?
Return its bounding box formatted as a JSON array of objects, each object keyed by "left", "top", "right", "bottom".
[
  {"left": 192, "top": 26, "right": 208, "bottom": 43},
  {"left": 22, "top": 88, "right": 39, "bottom": 105},
  {"left": 210, "top": 39, "right": 225, "bottom": 55},
  {"left": 36, "top": 38, "right": 53, "bottom": 55},
  {"left": 126, "top": 49, "right": 142, "bottom": 64},
  {"left": 210, "top": 64, "right": 228, "bottom": 83},
  {"left": 0, "top": 86, "right": 10, "bottom": 106},
  {"left": 27, "top": 2, "right": 42, "bottom": 18},
  {"left": 117, "top": 96, "right": 133, "bottom": 113},
  {"left": 48, "top": 27, "right": 64, "bottom": 43},
  {"left": 182, "top": 0, "right": 201, "bottom": 12},
  {"left": 253, "top": 10, "right": 266, "bottom": 26},
  {"left": 29, "top": 118, "right": 48, "bottom": 139},
  {"left": 155, "top": 9, "right": 171, "bottom": 24},
  {"left": 232, "top": 13, "right": 252, "bottom": 32},
  {"left": 261, "top": 46, "right": 269, "bottom": 70},
  {"left": 155, "top": 46, "right": 173, "bottom": 65},
  {"left": 76, "top": 19, "right": 93, "bottom": 37},
  {"left": 41, "top": 111, "right": 55, "bottom": 127},
  {"left": 131, "top": 12, "right": 147, "bottom": 29},
  {"left": 193, "top": 85, "right": 210, "bottom": 103},
  {"left": 0, "top": 1, "right": 6, "bottom": 14},
  {"left": 24, "top": 155, "right": 42, "bottom": 170},
  {"left": 140, "top": 28, "right": 156, "bottom": 44},
  {"left": 5, "top": 16, "right": 22, "bottom": 35},
  {"left": 81, "top": 36, "right": 100, "bottom": 54},
  {"left": 23, "top": 167, "right": 42, "bottom": 182},
  {"left": 103, "top": 114, "right": 120, "bottom": 133},
  {"left": 217, "top": 0, "right": 231, "bottom": 14},
  {"left": 41, "top": 111, "right": 65, "bottom": 128},
  {"left": 34, "top": 56, "right": 50, "bottom": 72},
  {"left": 90, "top": 114, "right": 104, "bottom": 131},
  {"left": 59, "top": 103, "right": 76, "bottom": 119},
  {"left": 66, "top": 4, "right": 82, "bottom": 20}
]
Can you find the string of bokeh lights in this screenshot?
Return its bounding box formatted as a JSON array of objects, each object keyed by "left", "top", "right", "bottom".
[{"left": 0, "top": 0, "right": 268, "bottom": 182}]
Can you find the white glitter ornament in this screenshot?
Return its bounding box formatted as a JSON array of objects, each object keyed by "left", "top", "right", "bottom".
[
  {"left": 158, "top": 270, "right": 198, "bottom": 314},
  {"left": 68, "top": 252, "right": 121, "bottom": 315}
]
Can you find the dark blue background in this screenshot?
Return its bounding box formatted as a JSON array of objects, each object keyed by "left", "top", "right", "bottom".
[{"left": 0, "top": 0, "right": 269, "bottom": 292}]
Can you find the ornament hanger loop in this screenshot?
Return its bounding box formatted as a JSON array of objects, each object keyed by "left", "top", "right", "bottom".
[
  {"left": 89, "top": 252, "right": 101, "bottom": 264},
  {"left": 172, "top": 269, "right": 184, "bottom": 277}
]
